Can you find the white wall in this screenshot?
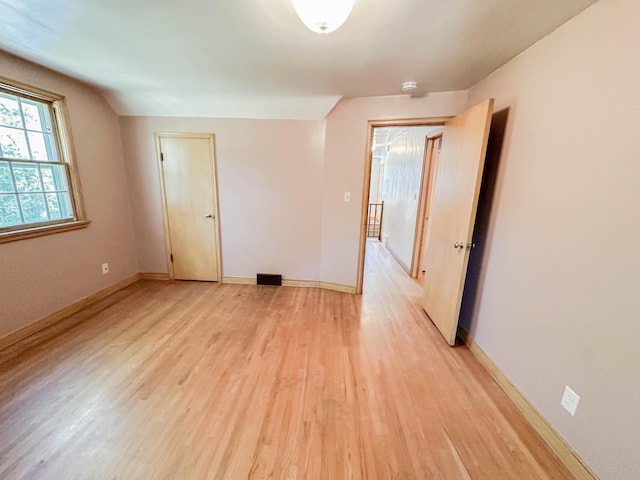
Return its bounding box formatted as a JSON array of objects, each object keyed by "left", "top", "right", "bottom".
[
  {"left": 0, "top": 52, "right": 139, "bottom": 339},
  {"left": 463, "top": 0, "right": 640, "bottom": 477},
  {"left": 380, "top": 127, "right": 432, "bottom": 270},
  {"left": 369, "top": 156, "right": 381, "bottom": 204},
  {"left": 119, "top": 117, "right": 325, "bottom": 281}
]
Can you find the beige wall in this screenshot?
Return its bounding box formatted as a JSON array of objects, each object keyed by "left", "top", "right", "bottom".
[
  {"left": 0, "top": 51, "right": 139, "bottom": 339},
  {"left": 119, "top": 117, "right": 325, "bottom": 281},
  {"left": 120, "top": 93, "right": 467, "bottom": 287},
  {"left": 463, "top": 0, "right": 639, "bottom": 477}
]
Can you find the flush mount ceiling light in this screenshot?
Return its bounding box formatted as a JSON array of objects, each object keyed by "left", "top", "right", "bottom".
[{"left": 292, "top": 0, "right": 355, "bottom": 34}]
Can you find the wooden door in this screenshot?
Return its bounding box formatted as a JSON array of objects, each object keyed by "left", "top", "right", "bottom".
[
  {"left": 158, "top": 134, "right": 220, "bottom": 281},
  {"left": 421, "top": 99, "right": 494, "bottom": 345}
]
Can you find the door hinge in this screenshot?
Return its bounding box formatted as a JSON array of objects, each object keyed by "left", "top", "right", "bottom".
[
  {"left": 170, "top": 253, "right": 173, "bottom": 262},
  {"left": 160, "top": 152, "right": 164, "bottom": 162}
]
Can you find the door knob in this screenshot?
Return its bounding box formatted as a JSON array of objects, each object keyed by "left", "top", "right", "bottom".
[
  {"left": 204, "top": 213, "right": 214, "bottom": 219},
  {"left": 454, "top": 242, "right": 464, "bottom": 249}
]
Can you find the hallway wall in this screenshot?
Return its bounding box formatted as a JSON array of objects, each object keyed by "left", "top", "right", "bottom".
[{"left": 380, "top": 126, "right": 432, "bottom": 271}]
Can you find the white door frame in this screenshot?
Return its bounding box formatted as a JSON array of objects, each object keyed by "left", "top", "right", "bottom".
[
  {"left": 356, "top": 117, "right": 451, "bottom": 294},
  {"left": 155, "top": 132, "right": 223, "bottom": 281}
]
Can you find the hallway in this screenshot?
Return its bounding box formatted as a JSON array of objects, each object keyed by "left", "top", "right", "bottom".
[{"left": 363, "top": 237, "right": 423, "bottom": 295}]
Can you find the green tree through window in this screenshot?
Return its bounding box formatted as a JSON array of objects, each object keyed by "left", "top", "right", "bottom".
[{"left": 0, "top": 87, "right": 76, "bottom": 231}]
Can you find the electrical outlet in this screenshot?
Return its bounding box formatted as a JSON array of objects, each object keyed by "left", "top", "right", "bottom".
[
  {"left": 101, "top": 263, "right": 109, "bottom": 275},
  {"left": 344, "top": 192, "right": 351, "bottom": 202},
  {"left": 561, "top": 385, "right": 580, "bottom": 416}
]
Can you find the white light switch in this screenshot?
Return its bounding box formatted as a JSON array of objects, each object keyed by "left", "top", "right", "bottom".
[{"left": 344, "top": 192, "right": 351, "bottom": 202}]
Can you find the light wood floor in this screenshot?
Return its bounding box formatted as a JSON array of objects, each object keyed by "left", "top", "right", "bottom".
[{"left": 0, "top": 240, "right": 573, "bottom": 479}]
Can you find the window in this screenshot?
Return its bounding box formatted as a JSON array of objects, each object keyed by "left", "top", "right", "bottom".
[{"left": 0, "top": 77, "right": 88, "bottom": 242}]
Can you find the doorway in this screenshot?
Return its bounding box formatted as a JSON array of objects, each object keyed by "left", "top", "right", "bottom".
[
  {"left": 356, "top": 119, "right": 448, "bottom": 293},
  {"left": 156, "top": 133, "right": 222, "bottom": 281},
  {"left": 356, "top": 100, "right": 494, "bottom": 346}
]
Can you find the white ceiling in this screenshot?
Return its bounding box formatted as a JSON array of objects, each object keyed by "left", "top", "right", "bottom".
[{"left": 0, "top": 0, "right": 597, "bottom": 120}]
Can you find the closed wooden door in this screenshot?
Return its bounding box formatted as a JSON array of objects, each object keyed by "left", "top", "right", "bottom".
[
  {"left": 421, "top": 99, "right": 494, "bottom": 345},
  {"left": 158, "top": 134, "right": 220, "bottom": 281}
]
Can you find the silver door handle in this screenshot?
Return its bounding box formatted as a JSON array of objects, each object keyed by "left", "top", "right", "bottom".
[
  {"left": 454, "top": 242, "right": 464, "bottom": 249},
  {"left": 205, "top": 213, "right": 214, "bottom": 219}
]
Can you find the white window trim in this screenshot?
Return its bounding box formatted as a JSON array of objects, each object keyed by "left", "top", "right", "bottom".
[{"left": 0, "top": 76, "right": 89, "bottom": 243}]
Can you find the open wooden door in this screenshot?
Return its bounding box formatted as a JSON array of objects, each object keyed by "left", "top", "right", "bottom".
[{"left": 421, "top": 99, "right": 494, "bottom": 345}]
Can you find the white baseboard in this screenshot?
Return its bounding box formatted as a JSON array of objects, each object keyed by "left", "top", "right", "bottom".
[{"left": 458, "top": 328, "right": 597, "bottom": 480}]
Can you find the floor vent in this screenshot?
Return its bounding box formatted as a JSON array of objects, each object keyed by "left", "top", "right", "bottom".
[{"left": 257, "top": 273, "right": 282, "bottom": 286}]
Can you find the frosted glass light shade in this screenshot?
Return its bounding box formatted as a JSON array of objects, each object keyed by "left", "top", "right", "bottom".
[{"left": 292, "top": 0, "right": 355, "bottom": 34}]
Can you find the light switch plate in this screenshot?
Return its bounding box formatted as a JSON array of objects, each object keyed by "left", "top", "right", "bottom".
[{"left": 344, "top": 192, "right": 351, "bottom": 202}]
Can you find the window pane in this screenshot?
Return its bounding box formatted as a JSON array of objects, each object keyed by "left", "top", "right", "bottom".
[
  {"left": 46, "top": 193, "right": 62, "bottom": 220},
  {"left": 41, "top": 164, "right": 55, "bottom": 192},
  {"left": 21, "top": 100, "right": 45, "bottom": 132},
  {"left": 46, "top": 192, "right": 73, "bottom": 220},
  {"left": 0, "top": 193, "right": 21, "bottom": 227},
  {"left": 0, "top": 93, "right": 23, "bottom": 128},
  {"left": 28, "top": 131, "right": 57, "bottom": 161},
  {"left": 45, "top": 133, "right": 58, "bottom": 160},
  {"left": 13, "top": 163, "right": 42, "bottom": 192},
  {"left": 59, "top": 191, "right": 73, "bottom": 218},
  {"left": 0, "top": 127, "right": 30, "bottom": 159},
  {"left": 18, "top": 193, "right": 47, "bottom": 223},
  {"left": 41, "top": 163, "right": 69, "bottom": 192},
  {"left": 0, "top": 161, "right": 14, "bottom": 193}
]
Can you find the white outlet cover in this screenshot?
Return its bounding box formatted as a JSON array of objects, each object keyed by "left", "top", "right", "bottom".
[{"left": 561, "top": 385, "right": 580, "bottom": 416}]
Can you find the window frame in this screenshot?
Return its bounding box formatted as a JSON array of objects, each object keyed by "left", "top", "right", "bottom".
[{"left": 0, "top": 76, "right": 89, "bottom": 243}]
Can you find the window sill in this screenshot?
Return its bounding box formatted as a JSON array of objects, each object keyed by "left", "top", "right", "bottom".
[{"left": 0, "top": 220, "right": 91, "bottom": 244}]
